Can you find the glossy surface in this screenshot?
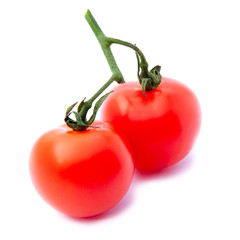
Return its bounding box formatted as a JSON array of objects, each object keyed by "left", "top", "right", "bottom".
[
  {"left": 29, "top": 121, "right": 134, "bottom": 217},
  {"left": 101, "top": 77, "right": 201, "bottom": 171}
]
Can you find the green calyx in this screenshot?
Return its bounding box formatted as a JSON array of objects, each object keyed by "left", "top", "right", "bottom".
[
  {"left": 65, "top": 92, "right": 112, "bottom": 131},
  {"left": 136, "top": 53, "right": 162, "bottom": 97},
  {"left": 64, "top": 10, "right": 162, "bottom": 131}
]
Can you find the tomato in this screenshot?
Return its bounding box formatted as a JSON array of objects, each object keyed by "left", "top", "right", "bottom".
[
  {"left": 29, "top": 121, "right": 134, "bottom": 218},
  {"left": 101, "top": 77, "right": 201, "bottom": 171}
]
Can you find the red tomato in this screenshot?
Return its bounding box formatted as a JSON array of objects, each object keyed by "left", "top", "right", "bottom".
[
  {"left": 101, "top": 77, "right": 201, "bottom": 171},
  {"left": 29, "top": 121, "right": 134, "bottom": 217}
]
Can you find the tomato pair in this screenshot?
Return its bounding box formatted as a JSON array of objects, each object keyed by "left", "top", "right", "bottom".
[
  {"left": 29, "top": 10, "right": 201, "bottom": 219},
  {"left": 29, "top": 77, "right": 201, "bottom": 218}
]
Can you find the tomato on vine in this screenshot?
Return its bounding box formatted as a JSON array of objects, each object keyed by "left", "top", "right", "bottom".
[
  {"left": 29, "top": 10, "right": 201, "bottom": 219},
  {"left": 101, "top": 78, "right": 201, "bottom": 171},
  {"left": 84, "top": 10, "right": 201, "bottom": 171}
]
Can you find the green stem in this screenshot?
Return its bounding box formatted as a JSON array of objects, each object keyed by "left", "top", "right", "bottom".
[
  {"left": 87, "top": 75, "right": 115, "bottom": 103},
  {"left": 79, "top": 75, "right": 116, "bottom": 122},
  {"left": 85, "top": 10, "right": 124, "bottom": 84},
  {"left": 108, "top": 37, "right": 149, "bottom": 77},
  {"left": 65, "top": 9, "right": 161, "bottom": 131}
]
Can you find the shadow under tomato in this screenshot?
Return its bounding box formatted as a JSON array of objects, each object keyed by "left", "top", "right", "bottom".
[
  {"left": 134, "top": 151, "right": 195, "bottom": 183},
  {"left": 61, "top": 151, "right": 195, "bottom": 222}
]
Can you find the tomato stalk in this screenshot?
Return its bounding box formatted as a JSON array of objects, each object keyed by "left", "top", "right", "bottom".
[
  {"left": 85, "top": 10, "right": 162, "bottom": 96},
  {"left": 65, "top": 10, "right": 162, "bottom": 131}
]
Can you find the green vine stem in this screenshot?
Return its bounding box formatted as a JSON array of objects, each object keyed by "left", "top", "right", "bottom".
[{"left": 64, "top": 9, "right": 162, "bottom": 131}]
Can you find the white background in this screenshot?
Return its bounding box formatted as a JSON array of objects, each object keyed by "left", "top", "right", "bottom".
[{"left": 1, "top": 0, "right": 240, "bottom": 239}]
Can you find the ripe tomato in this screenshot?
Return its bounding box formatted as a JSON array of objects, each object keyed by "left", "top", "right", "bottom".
[
  {"left": 101, "top": 77, "right": 201, "bottom": 171},
  {"left": 29, "top": 121, "right": 134, "bottom": 217}
]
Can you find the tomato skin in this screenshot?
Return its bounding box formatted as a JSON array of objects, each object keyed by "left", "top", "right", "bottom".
[
  {"left": 29, "top": 121, "right": 134, "bottom": 218},
  {"left": 101, "top": 77, "right": 201, "bottom": 171}
]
